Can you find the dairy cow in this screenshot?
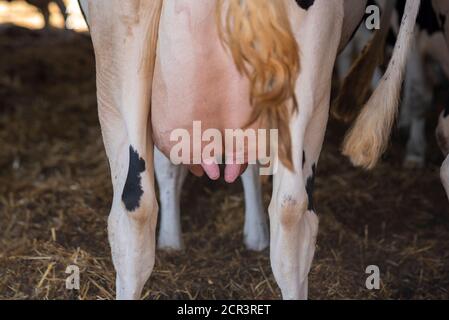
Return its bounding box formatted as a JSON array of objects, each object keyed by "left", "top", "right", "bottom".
[
  {"left": 78, "top": 0, "right": 420, "bottom": 299},
  {"left": 336, "top": 0, "right": 449, "bottom": 168}
]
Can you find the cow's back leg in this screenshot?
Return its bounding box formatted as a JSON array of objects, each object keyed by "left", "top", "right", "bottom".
[
  {"left": 436, "top": 110, "right": 449, "bottom": 200},
  {"left": 400, "top": 36, "right": 432, "bottom": 168},
  {"left": 241, "top": 165, "right": 269, "bottom": 251},
  {"left": 268, "top": 0, "right": 342, "bottom": 299},
  {"left": 155, "top": 147, "right": 187, "bottom": 250},
  {"left": 85, "top": 0, "right": 162, "bottom": 299},
  {"left": 440, "top": 155, "right": 449, "bottom": 200}
]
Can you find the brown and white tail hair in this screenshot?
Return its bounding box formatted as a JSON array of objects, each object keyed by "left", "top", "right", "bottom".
[
  {"left": 216, "top": 0, "right": 300, "bottom": 171},
  {"left": 342, "top": 0, "right": 421, "bottom": 169}
]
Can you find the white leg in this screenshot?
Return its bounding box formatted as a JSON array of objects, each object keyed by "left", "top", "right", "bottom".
[
  {"left": 401, "top": 38, "right": 432, "bottom": 168},
  {"left": 269, "top": 1, "right": 341, "bottom": 300},
  {"left": 86, "top": 0, "right": 162, "bottom": 299},
  {"left": 155, "top": 147, "right": 187, "bottom": 250},
  {"left": 241, "top": 164, "right": 269, "bottom": 251},
  {"left": 436, "top": 110, "right": 449, "bottom": 200},
  {"left": 441, "top": 155, "right": 449, "bottom": 201},
  {"left": 269, "top": 105, "right": 326, "bottom": 299},
  {"left": 404, "top": 117, "right": 427, "bottom": 167},
  {"left": 372, "top": 67, "right": 383, "bottom": 89}
]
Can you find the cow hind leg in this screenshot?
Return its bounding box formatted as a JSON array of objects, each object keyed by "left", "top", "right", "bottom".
[
  {"left": 269, "top": 172, "right": 318, "bottom": 299},
  {"left": 106, "top": 135, "right": 158, "bottom": 300},
  {"left": 155, "top": 147, "right": 187, "bottom": 250},
  {"left": 268, "top": 0, "right": 341, "bottom": 299},
  {"left": 100, "top": 105, "right": 158, "bottom": 300},
  {"left": 86, "top": 0, "right": 163, "bottom": 299},
  {"left": 440, "top": 155, "right": 449, "bottom": 201},
  {"left": 269, "top": 106, "right": 326, "bottom": 299},
  {"left": 241, "top": 164, "right": 269, "bottom": 251},
  {"left": 400, "top": 36, "right": 431, "bottom": 168}
]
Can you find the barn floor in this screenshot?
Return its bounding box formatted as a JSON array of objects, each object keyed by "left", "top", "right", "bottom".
[{"left": 1, "top": 25, "right": 449, "bottom": 300}]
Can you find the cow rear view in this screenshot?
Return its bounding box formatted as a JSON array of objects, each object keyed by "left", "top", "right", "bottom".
[{"left": 78, "top": 0, "right": 421, "bottom": 300}]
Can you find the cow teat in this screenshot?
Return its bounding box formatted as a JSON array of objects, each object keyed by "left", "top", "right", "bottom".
[{"left": 188, "top": 161, "right": 248, "bottom": 184}]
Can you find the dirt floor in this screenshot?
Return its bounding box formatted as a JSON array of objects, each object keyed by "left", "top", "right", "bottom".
[{"left": 1, "top": 25, "right": 449, "bottom": 300}]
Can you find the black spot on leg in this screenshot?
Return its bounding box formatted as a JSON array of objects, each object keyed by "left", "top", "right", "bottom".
[
  {"left": 295, "top": 0, "right": 314, "bottom": 10},
  {"left": 122, "top": 146, "right": 146, "bottom": 212},
  {"left": 302, "top": 151, "right": 306, "bottom": 169},
  {"left": 305, "top": 164, "right": 316, "bottom": 212}
]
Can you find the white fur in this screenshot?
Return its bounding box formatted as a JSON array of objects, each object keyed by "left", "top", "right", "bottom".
[
  {"left": 154, "top": 150, "right": 269, "bottom": 252},
  {"left": 401, "top": 36, "right": 433, "bottom": 167},
  {"left": 398, "top": 10, "right": 449, "bottom": 168},
  {"left": 154, "top": 147, "right": 188, "bottom": 250},
  {"left": 441, "top": 156, "right": 449, "bottom": 200},
  {"left": 241, "top": 164, "right": 269, "bottom": 251}
]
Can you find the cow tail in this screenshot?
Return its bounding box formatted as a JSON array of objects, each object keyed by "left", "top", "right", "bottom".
[{"left": 342, "top": 0, "right": 421, "bottom": 169}]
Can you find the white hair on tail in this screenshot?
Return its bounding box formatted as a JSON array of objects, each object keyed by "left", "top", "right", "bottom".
[{"left": 342, "top": 0, "right": 421, "bottom": 169}]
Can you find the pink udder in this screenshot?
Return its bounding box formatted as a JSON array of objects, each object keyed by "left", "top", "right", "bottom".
[{"left": 187, "top": 162, "right": 248, "bottom": 183}]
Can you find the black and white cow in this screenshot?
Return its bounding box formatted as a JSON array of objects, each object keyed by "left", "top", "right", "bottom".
[
  {"left": 337, "top": 0, "right": 449, "bottom": 203},
  {"left": 394, "top": 0, "right": 449, "bottom": 168},
  {"left": 78, "top": 0, "right": 422, "bottom": 300},
  {"left": 337, "top": 0, "right": 449, "bottom": 168}
]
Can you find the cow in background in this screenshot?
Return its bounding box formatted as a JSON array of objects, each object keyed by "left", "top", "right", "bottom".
[
  {"left": 336, "top": 1, "right": 449, "bottom": 168},
  {"left": 5, "top": 0, "right": 68, "bottom": 29}
]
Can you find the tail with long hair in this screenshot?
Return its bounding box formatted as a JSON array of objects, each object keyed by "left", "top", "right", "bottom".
[
  {"left": 216, "top": 0, "right": 300, "bottom": 170},
  {"left": 342, "top": 0, "right": 421, "bottom": 169}
]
